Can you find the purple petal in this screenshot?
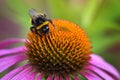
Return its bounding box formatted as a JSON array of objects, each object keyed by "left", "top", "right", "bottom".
[
  {"left": 11, "top": 66, "right": 33, "bottom": 80},
  {"left": 65, "top": 74, "right": 70, "bottom": 80},
  {"left": 87, "top": 65, "right": 114, "bottom": 80},
  {"left": 80, "top": 70, "right": 102, "bottom": 80},
  {"left": 47, "top": 74, "right": 52, "bottom": 80},
  {"left": 36, "top": 71, "right": 44, "bottom": 80},
  {"left": 60, "top": 75, "right": 63, "bottom": 80},
  {"left": 21, "top": 70, "right": 37, "bottom": 80},
  {"left": 0, "top": 38, "right": 25, "bottom": 49},
  {"left": 72, "top": 73, "right": 79, "bottom": 80},
  {"left": 1, "top": 64, "right": 30, "bottom": 80},
  {"left": 0, "top": 46, "right": 26, "bottom": 56},
  {"left": 54, "top": 74, "right": 59, "bottom": 80},
  {"left": 74, "top": 76, "right": 79, "bottom": 80},
  {"left": 90, "top": 54, "right": 120, "bottom": 79},
  {"left": 0, "top": 54, "right": 26, "bottom": 72}
]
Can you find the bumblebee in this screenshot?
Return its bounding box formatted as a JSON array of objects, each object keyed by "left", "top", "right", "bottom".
[{"left": 29, "top": 9, "right": 55, "bottom": 35}]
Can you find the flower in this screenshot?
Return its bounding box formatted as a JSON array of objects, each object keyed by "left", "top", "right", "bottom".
[{"left": 0, "top": 19, "right": 120, "bottom": 80}]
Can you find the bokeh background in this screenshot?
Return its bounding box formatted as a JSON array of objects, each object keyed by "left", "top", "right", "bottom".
[{"left": 0, "top": 0, "right": 120, "bottom": 72}]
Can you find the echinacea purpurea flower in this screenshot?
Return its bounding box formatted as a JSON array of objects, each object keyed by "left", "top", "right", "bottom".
[{"left": 0, "top": 9, "right": 120, "bottom": 80}]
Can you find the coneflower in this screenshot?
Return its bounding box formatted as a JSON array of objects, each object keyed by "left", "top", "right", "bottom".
[{"left": 0, "top": 9, "right": 120, "bottom": 80}]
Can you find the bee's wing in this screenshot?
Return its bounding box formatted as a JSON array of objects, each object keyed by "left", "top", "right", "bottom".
[{"left": 29, "top": 9, "right": 39, "bottom": 19}]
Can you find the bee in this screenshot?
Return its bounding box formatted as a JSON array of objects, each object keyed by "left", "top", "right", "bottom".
[{"left": 29, "top": 9, "right": 55, "bottom": 35}]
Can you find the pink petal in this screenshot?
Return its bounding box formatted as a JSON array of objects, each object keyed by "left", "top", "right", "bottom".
[
  {"left": 72, "top": 73, "right": 79, "bottom": 80},
  {"left": 36, "top": 71, "right": 44, "bottom": 80},
  {"left": 65, "top": 74, "right": 70, "bottom": 80},
  {"left": 54, "top": 74, "right": 59, "bottom": 80},
  {"left": 0, "top": 54, "right": 26, "bottom": 72},
  {"left": 90, "top": 54, "right": 120, "bottom": 79},
  {"left": 11, "top": 66, "right": 33, "bottom": 80},
  {"left": 60, "top": 75, "right": 63, "bottom": 80},
  {"left": 1, "top": 64, "right": 30, "bottom": 80},
  {"left": 21, "top": 70, "right": 37, "bottom": 80},
  {"left": 0, "top": 38, "right": 25, "bottom": 49},
  {"left": 87, "top": 65, "right": 114, "bottom": 80},
  {"left": 74, "top": 75, "right": 79, "bottom": 80},
  {"left": 47, "top": 74, "right": 52, "bottom": 80},
  {"left": 0, "top": 46, "right": 25, "bottom": 56},
  {"left": 80, "top": 70, "right": 102, "bottom": 80}
]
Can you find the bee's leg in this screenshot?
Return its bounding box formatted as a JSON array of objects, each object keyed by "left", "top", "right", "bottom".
[
  {"left": 47, "top": 19, "right": 56, "bottom": 28},
  {"left": 30, "top": 26, "right": 38, "bottom": 34}
]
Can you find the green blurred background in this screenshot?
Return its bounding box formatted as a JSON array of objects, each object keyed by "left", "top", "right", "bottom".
[{"left": 0, "top": 0, "right": 120, "bottom": 71}]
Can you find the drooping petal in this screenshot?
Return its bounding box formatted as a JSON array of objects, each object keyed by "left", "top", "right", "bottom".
[
  {"left": 1, "top": 64, "right": 30, "bottom": 80},
  {"left": 36, "top": 71, "right": 44, "bottom": 80},
  {"left": 0, "top": 54, "right": 26, "bottom": 72},
  {"left": 80, "top": 70, "right": 102, "bottom": 80},
  {"left": 47, "top": 74, "right": 52, "bottom": 80},
  {"left": 0, "top": 46, "right": 25, "bottom": 56},
  {"left": 90, "top": 54, "right": 120, "bottom": 79},
  {"left": 60, "top": 75, "right": 63, "bottom": 80},
  {"left": 21, "top": 70, "right": 37, "bottom": 80},
  {"left": 54, "top": 74, "right": 59, "bottom": 80},
  {"left": 64, "top": 74, "right": 70, "bottom": 80},
  {"left": 87, "top": 65, "right": 114, "bottom": 80},
  {"left": 10, "top": 66, "right": 33, "bottom": 80},
  {"left": 72, "top": 73, "right": 79, "bottom": 80},
  {"left": 0, "top": 38, "right": 25, "bottom": 49}
]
